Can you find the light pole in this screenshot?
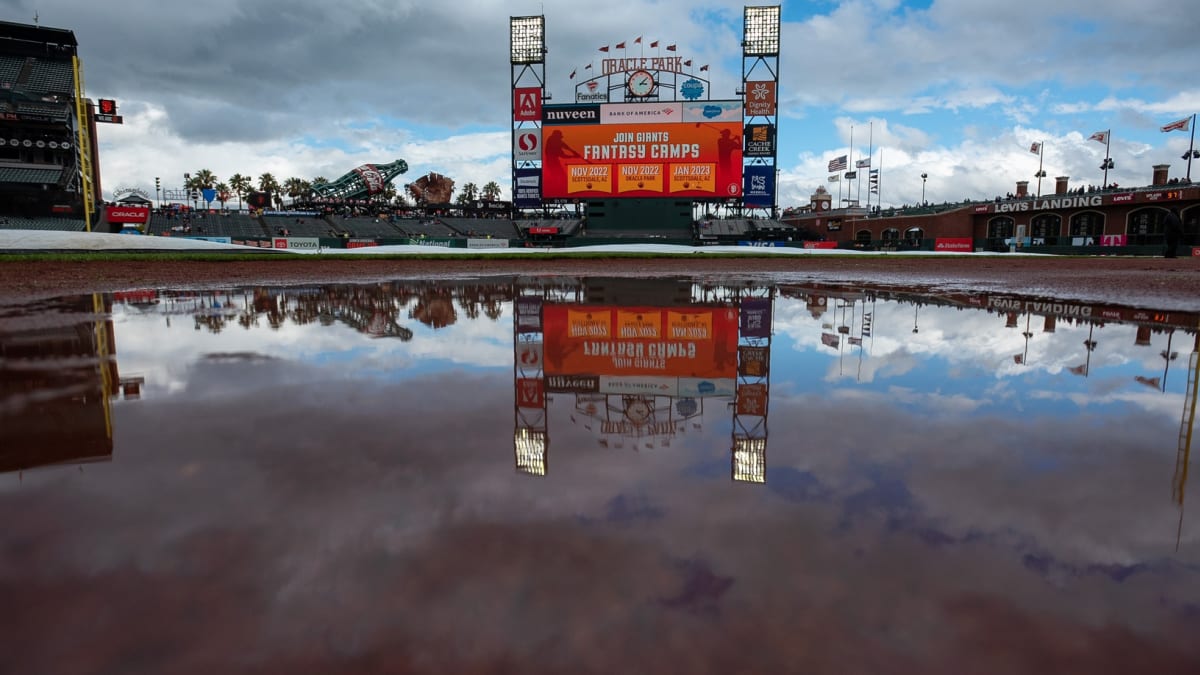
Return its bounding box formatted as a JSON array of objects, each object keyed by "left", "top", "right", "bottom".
[
  {"left": 912, "top": 304, "right": 920, "bottom": 334},
  {"left": 920, "top": 173, "right": 927, "bottom": 206},
  {"left": 1034, "top": 169, "right": 1047, "bottom": 198}
]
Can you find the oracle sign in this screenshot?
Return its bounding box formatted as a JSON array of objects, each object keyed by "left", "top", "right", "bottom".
[{"left": 105, "top": 205, "right": 149, "bottom": 223}]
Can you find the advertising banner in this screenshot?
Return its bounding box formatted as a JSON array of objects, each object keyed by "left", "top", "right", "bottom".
[
  {"left": 744, "top": 81, "right": 777, "bottom": 116},
  {"left": 736, "top": 383, "right": 768, "bottom": 415},
  {"left": 517, "top": 377, "right": 545, "bottom": 408},
  {"left": 272, "top": 237, "right": 320, "bottom": 251},
  {"left": 516, "top": 298, "right": 543, "bottom": 330},
  {"left": 803, "top": 241, "right": 837, "bottom": 249},
  {"left": 514, "top": 168, "right": 542, "bottom": 208},
  {"left": 346, "top": 239, "right": 378, "bottom": 248},
  {"left": 744, "top": 124, "right": 775, "bottom": 157},
  {"left": 542, "top": 99, "right": 739, "bottom": 198},
  {"left": 543, "top": 304, "right": 738, "bottom": 378},
  {"left": 528, "top": 226, "right": 559, "bottom": 235},
  {"left": 738, "top": 346, "right": 770, "bottom": 376},
  {"left": 514, "top": 87, "right": 542, "bottom": 121},
  {"left": 934, "top": 237, "right": 973, "bottom": 252},
  {"left": 598, "top": 376, "right": 678, "bottom": 396},
  {"left": 104, "top": 205, "right": 149, "bottom": 223},
  {"left": 545, "top": 374, "right": 600, "bottom": 393},
  {"left": 517, "top": 342, "right": 543, "bottom": 368},
  {"left": 467, "top": 238, "right": 509, "bottom": 249},
  {"left": 743, "top": 165, "right": 775, "bottom": 208},
  {"left": 677, "top": 377, "right": 736, "bottom": 398},
  {"left": 514, "top": 129, "right": 541, "bottom": 162},
  {"left": 739, "top": 297, "right": 772, "bottom": 338}
]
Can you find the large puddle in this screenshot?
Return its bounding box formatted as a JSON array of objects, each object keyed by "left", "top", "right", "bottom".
[{"left": 2, "top": 275, "right": 1199, "bottom": 672}]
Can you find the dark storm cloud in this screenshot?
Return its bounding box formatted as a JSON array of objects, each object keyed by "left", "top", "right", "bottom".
[{"left": 24, "top": 0, "right": 510, "bottom": 142}]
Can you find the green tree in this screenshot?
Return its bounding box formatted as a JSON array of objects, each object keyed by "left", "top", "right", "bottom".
[
  {"left": 228, "top": 173, "right": 253, "bottom": 210},
  {"left": 215, "top": 182, "right": 231, "bottom": 210},
  {"left": 481, "top": 181, "right": 502, "bottom": 201},
  {"left": 455, "top": 182, "right": 479, "bottom": 206},
  {"left": 283, "top": 177, "right": 311, "bottom": 205}
]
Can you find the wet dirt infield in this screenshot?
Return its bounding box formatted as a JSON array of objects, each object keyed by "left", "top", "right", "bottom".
[{"left": 1, "top": 255, "right": 1197, "bottom": 308}]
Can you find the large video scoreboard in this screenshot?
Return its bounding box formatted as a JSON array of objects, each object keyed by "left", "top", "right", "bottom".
[{"left": 538, "top": 100, "right": 743, "bottom": 200}]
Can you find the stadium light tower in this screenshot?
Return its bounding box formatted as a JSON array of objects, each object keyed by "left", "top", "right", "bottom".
[
  {"left": 743, "top": 5, "right": 780, "bottom": 55},
  {"left": 510, "top": 15, "right": 545, "bottom": 65}
]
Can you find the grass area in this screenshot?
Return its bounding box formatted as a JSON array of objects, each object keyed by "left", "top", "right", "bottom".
[{"left": 0, "top": 250, "right": 894, "bottom": 263}]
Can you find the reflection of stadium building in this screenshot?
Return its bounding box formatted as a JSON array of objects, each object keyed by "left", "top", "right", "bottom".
[
  {"left": 0, "top": 294, "right": 141, "bottom": 475},
  {"left": 512, "top": 277, "right": 775, "bottom": 483}
]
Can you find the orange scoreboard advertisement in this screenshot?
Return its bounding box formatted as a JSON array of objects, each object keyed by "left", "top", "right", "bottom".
[
  {"left": 542, "top": 304, "right": 738, "bottom": 378},
  {"left": 541, "top": 101, "right": 743, "bottom": 200}
]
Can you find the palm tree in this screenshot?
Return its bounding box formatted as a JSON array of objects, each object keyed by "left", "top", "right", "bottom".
[
  {"left": 456, "top": 182, "right": 479, "bottom": 206},
  {"left": 258, "top": 173, "right": 280, "bottom": 196},
  {"left": 376, "top": 181, "right": 397, "bottom": 208},
  {"left": 215, "top": 181, "right": 231, "bottom": 210},
  {"left": 282, "top": 177, "right": 310, "bottom": 206},
  {"left": 481, "top": 181, "right": 502, "bottom": 201},
  {"left": 193, "top": 169, "right": 217, "bottom": 189},
  {"left": 228, "top": 173, "right": 253, "bottom": 211}
]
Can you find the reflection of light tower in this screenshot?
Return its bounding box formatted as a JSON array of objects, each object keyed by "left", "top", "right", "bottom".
[
  {"left": 733, "top": 289, "right": 773, "bottom": 484},
  {"left": 1082, "top": 323, "right": 1098, "bottom": 376},
  {"left": 1171, "top": 331, "right": 1199, "bottom": 552},
  {"left": 912, "top": 304, "right": 920, "bottom": 334},
  {"left": 1161, "top": 330, "right": 1179, "bottom": 393},
  {"left": 513, "top": 289, "right": 548, "bottom": 476}
]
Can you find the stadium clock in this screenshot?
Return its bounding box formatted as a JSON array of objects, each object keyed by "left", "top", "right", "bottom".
[{"left": 627, "top": 70, "right": 655, "bottom": 97}]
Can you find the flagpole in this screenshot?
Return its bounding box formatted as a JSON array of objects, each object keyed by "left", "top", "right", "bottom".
[
  {"left": 1188, "top": 113, "right": 1197, "bottom": 182},
  {"left": 865, "top": 122, "right": 873, "bottom": 211},
  {"left": 1103, "top": 129, "right": 1112, "bottom": 187},
  {"left": 848, "top": 125, "right": 855, "bottom": 208},
  {"left": 878, "top": 147, "right": 883, "bottom": 210},
  {"left": 1036, "top": 142, "right": 1045, "bottom": 198}
]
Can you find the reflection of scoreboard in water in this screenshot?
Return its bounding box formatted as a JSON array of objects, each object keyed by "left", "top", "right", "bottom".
[
  {"left": 0, "top": 294, "right": 140, "bottom": 475},
  {"left": 513, "top": 285, "right": 775, "bottom": 483}
]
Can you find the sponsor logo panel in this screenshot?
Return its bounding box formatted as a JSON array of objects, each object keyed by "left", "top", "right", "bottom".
[
  {"left": 466, "top": 238, "right": 509, "bottom": 249},
  {"left": 514, "top": 87, "right": 542, "bottom": 121},
  {"left": 935, "top": 238, "right": 973, "bottom": 252}
]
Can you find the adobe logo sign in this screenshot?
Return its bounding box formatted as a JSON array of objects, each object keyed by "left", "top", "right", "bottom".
[{"left": 104, "top": 205, "right": 149, "bottom": 223}]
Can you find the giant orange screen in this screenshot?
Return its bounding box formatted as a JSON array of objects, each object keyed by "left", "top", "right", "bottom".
[
  {"left": 541, "top": 121, "right": 743, "bottom": 199},
  {"left": 542, "top": 304, "right": 738, "bottom": 377}
]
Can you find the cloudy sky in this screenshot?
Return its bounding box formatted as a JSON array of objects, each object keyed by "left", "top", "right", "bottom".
[{"left": 10, "top": 0, "right": 1200, "bottom": 208}]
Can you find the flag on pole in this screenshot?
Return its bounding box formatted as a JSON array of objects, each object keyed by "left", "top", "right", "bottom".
[
  {"left": 569, "top": 69, "right": 576, "bottom": 79},
  {"left": 1068, "top": 364, "right": 1087, "bottom": 376},
  {"left": 666, "top": 44, "right": 677, "bottom": 51},
  {"left": 585, "top": 63, "right": 592, "bottom": 70},
  {"left": 821, "top": 333, "right": 840, "bottom": 348},
  {"left": 634, "top": 36, "right": 642, "bottom": 44},
  {"left": 616, "top": 41, "right": 626, "bottom": 49},
  {"left": 1088, "top": 130, "right": 1109, "bottom": 144},
  {"left": 700, "top": 64, "right": 709, "bottom": 71},
  {"left": 855, "top": 158, "right": 871, "bottom": 168},
  {"left": 827, "top": 174, "right": 840, "bottom": 182},
  {"left": 599, "top": 45, "right": 610, "bottom": 52},
  {"left": 683, "top": 59, "right": 692, "bottom": 66},
  {"left": 827, "top": 155, "right": 848, "bottom": 172},
  {"left": 1161, "top": 117, "right": 1191, "bottom": 132},
  {"left": 650, "top": 40, "right": 659, "bottom": 48},
  {"left": 1030, "top": 142, "right": 1041, "bottom": 154}
]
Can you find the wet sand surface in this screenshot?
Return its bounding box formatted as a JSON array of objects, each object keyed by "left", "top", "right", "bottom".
[{"left": 2, "top": 255, "right": 1198, "bottom": 306}]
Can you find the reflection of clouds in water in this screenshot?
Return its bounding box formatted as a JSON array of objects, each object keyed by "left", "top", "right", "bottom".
[{"left": 5, "top": 280, "right": 1200, "bottom": 671}]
